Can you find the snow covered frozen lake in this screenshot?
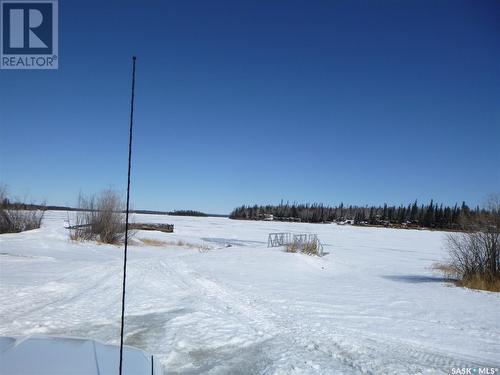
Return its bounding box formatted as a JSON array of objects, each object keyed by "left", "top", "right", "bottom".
[{"left": 0, "top": 211, "right": 499, "bottom": 374}]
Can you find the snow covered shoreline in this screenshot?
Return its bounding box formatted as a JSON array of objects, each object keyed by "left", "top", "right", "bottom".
[{"left": 1, "top": 211, "right": 499, "bottom": 374}]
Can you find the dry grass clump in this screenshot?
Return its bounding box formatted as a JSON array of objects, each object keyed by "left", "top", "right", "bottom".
[
  {"left": 140, "top": 238, "right": 168, "bottom": 247},
  {"left": 285, "top": 240, "right": 320, "bottom": 256},
  {"left": 139, "top": 238, "right": 210, "bottom": 252},
  {"left": 285, "top": 242, "right": 299, "bottom": 253},
  {"left": 456, "top": 275, "right": 500, "bottom": 292},
  {"left": 434, "top": 263, "right": 500, "bottom": 292},
  {"left": 432, "top": 263, "right": 459, "bottom": 280},
  {"left": 302, "top": 241, "right": 320, "bottom": 255}
]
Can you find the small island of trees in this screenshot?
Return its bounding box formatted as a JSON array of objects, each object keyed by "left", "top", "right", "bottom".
[
  {"left": 168, "top": 210, "right": 208, "bottom": 217},
  {"left": 229, "top": 200, "right": 488, "bottom": 230}
]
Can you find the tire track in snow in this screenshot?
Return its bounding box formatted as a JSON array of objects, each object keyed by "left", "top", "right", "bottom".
[
  {"left": 153, "top": 257, "right": 363, "bottom": 374},
  {"left": 257, "top": 298, "right": 499, "bottom": 374},
  {"left": 153, "top": 256, "right": 498, "bottom": 374}
]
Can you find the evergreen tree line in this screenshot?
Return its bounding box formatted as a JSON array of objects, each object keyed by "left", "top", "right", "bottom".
[{"left": 229, "top": 200, "right": 490, "bottom": 230}]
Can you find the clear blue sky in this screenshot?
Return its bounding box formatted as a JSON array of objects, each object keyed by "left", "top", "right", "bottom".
[{"left": 1, "top": 0, "right": 499, "bottom": 214}]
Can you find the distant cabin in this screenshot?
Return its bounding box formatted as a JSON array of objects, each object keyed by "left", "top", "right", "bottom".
[{"left": 338, "top": 219, "right": 354, "bottom": 225}]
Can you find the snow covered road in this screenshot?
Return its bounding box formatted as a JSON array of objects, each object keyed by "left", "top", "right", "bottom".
[{"left": 1, "top": 212, "right": 499, "bottom": 374}]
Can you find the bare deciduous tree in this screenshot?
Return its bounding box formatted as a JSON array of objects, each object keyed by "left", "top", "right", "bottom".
[
  {"left": 447, "top": 194, "right": 500, "bottom": 291},
  {"left": 70, "top": 189, "right": 130, "bottom": 244},
  {"left": 0, "top": 184, "right": 45, "bottom": 234}
]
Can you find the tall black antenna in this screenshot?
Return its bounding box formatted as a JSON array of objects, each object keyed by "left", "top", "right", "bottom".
[{"left": 119, "top": 56, "right": 136, "bottom": 375}]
